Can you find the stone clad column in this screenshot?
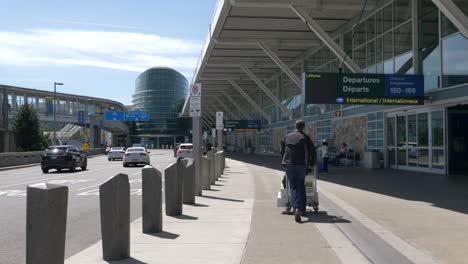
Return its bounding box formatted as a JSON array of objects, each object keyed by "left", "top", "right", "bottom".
[
  {"left": 99, "top": 173, "right": 130, "bottom": 261},
  {"left": 142, "top": 166, "right": 163, "bottom": 234},
  {"left": 26, "top": 183, "right": 68, "bottom": 264}
]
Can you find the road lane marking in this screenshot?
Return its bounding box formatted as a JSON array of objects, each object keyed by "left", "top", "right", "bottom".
[
  {"left": 77, "top": 188, "right": 142, "bottom": 196},
  {"left": 76, "top": 171, "right": 142, "bottom": 191},
  {"left": 0, "top": 164, "right": 122, "bottom": 189}
]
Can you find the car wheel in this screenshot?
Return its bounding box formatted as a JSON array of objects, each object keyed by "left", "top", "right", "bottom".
[
  {"left": 70, "top": 163, "right": 76, "bottom": 172},
  {"left": 108, "top": 158, "right": 111, "bottom": 161},
  {"left": 123, "top": 163, "right": 128, "bottom": 167},
  {"left": 42, "top": 168, "right": 49, "bottom": 173},
  {"left": 57, "top": 168, "right": 62, "bottom": 172},
  {"left": 81, "top": 161, "right": 87, "bottom": 171}
]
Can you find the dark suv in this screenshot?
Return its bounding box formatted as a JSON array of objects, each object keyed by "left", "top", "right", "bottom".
[{"left": 41, "top": 145, "right": 87, "bottom": 173}]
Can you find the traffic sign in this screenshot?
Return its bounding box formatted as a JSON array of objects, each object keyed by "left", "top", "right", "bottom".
[
  {"left": 78, "top": 111, "right": 85, "bottom": 124},
  {"left": 190, "top": 83, "right": 202, "bottom": 97},
  {"left": 82, "top": 142, "right": 89, "bottom": 150},
  {"left": 190, "top": 96, "right": 201, "bottom": 117},
  {"left": 105, "top": 111, "right": 150, "bottom": 121},
  {"left": 83, "top": 130, "right": 89, "bottom": 137},
  {"left": 216, "top": 111, "right": 224, "bottom": 130},
  {"left": 105, "top": 111, "right": 126, "bottom": 121},
  {"left": 125, "top": 111, "right": 150, "bottom": 121}
]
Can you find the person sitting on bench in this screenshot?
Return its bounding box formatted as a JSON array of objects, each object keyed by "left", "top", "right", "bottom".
[{"left": 336, "top": 142, "right": 347, "bottom": 165}]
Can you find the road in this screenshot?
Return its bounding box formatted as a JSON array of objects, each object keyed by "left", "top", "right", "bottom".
[{"left": 0, "top": 149, "right": 176, "bottom": 264}]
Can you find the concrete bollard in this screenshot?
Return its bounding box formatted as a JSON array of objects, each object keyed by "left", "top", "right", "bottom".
[
  {"left": 208, "top": 152, "right": 216, "bottom": 185},
  {"left": 142, "top": 166, "right": 163, "bottom": 234},
  {"left": 180, "top": 159, "right": 195, "bottom": 204},
  {"left": 214, "top": 152, "right": 220, "bottom": 180},
  {"left": 27, "top": 183, "right": 68, "bottom": 264},
  {"left": 201, "top": 156, "right": 211, "bottom": 190},
  {"left": 164, "top": 162, "right": 183, "bottom": 216},
  {"left": 99, "top": 174, "right": 130, "bottom": 261}
]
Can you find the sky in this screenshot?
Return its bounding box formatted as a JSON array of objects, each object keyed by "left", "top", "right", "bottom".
[{"left": 0, "top": 0, "right": 218, "bottom": 105}]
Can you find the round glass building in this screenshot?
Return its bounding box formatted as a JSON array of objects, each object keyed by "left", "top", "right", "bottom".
[{"left": 132, "top": 67, "right": 189, "bottom": 147}]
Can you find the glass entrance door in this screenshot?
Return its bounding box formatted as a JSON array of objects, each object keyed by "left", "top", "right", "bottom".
[{"left": 386, "top": 109, "right": 445, "bottom": 173}]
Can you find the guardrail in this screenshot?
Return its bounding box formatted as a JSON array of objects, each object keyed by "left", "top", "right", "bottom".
[{"left": 0, "top": 148, "right": 106, "bottom": 168}]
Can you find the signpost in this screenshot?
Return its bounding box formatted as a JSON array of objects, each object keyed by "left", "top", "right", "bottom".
[
  {"left": 304, "top": 73, "right": 424, "bottom": 105},
  {"left": 190, "top": 83, "right": 202, "bottom": 117},
  {"left": 190, "top": 83, "right": 202, "bottom": 196},
  {"left": 216, "top": 112, "right": 224, "bottom": 130}
]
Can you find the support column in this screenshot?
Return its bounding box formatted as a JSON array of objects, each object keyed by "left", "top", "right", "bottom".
[
  {"left": 257, "top": 42, "right": 302, "bottom": 88},
  {"left": 240, "top": 65, "right": 292, "bottom": 119},
  {"left": 290, "top": 5, "right": 362, "bottom": 73},
  {"left": 228, "top": 80, "right": 271, "bottom": 122},
  {"left": 222, "top": 93, "right": 252, "bottom": 119},
  {"left": 432, "top": 0, "right": 468, "bottom": 38}
]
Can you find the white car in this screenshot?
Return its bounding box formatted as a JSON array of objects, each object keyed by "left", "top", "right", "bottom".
[
  {"left": 123, "top": 147, "right": 150, "bottom": 167},
  {"left": 177, "top": 143, "right": 193, "bottom": 160},
  {"left": 108, "top": 147, "right": 125, "bottom": 161}
]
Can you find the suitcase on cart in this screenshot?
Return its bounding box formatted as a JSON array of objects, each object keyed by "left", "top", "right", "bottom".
[{"left": 277, "top": 168, "right": 319, "bottom": 213}]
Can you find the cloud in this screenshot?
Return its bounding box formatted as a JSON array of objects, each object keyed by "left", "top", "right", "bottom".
[{"left": 0, "top": 28, "right": 202, "bottom": 76}]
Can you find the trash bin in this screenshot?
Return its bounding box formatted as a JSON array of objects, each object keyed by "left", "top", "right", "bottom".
[{"left": 363, "top": 151, "right": 380, "bottom": 168}]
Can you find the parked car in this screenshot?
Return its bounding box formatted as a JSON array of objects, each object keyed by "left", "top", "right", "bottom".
[
  {"left": 177, "top": 143, "right": 193, "bottom": 160},
  {"left": 108, "top": 147, "right": 126, "bottom": 161},
  {"left": 123, "top": 147, "right": 150, "bottom": 167},
  {"left": 41, "top": 145, "right": 87, "bottom": 173}
]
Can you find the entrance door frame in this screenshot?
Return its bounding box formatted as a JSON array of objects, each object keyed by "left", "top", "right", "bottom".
[{"left": 384, "top": 106, "right": 447, "bottom": 175}]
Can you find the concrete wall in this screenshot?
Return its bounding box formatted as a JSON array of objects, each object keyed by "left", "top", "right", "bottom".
[{"left": 0, "top": 148, "right": 106, "bottom": 168}]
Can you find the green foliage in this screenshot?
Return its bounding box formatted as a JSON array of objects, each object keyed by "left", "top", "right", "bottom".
[{"left": 12, "top": 103, "right": 48, "bottom": 151}]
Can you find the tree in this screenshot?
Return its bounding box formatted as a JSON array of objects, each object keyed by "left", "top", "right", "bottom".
[{"left": 12, "top": 103, "right": 48, "bottom": 151}]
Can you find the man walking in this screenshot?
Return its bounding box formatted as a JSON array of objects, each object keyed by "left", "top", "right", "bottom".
[{"left": 281, "top": 120, "right": 316, "bottom": 223}]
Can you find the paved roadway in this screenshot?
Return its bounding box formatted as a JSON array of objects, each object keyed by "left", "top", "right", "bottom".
[{"left": 0, "top": 149, "right": 176, "bottom": 264}]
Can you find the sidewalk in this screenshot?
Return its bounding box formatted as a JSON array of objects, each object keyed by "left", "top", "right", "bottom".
[
  {"left": 65, "top": 153, "right": 468, "bottom": 264},
  {"left": 66, "top": 158, "right": 255, "bottom": 264},
  {"left": 228, "top": 153, "right": 468, "bottom": 264}
]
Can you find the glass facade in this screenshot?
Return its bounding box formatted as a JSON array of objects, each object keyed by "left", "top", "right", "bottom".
[{"left": 132, "top": 67, "right": 188, "bottom": 137}]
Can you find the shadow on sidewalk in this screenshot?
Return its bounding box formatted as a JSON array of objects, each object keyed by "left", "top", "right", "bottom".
[
  {"left": 170, "top": 214, "right": 198, "bottom": 220},
  {"left": 147, "top": 230, "right": 180, "bottom": 240},
  {"left": 105, "top": 256, "right": 148, "bottom": 263},
  {"left": 227, "top": 153, "right": 468, "bottom": 215},
  {"left": 201, "top": 195, "right": 244, "bottom": 203},
  {"left": 304, "top": 211, "right": 351, "bottom": 224}
]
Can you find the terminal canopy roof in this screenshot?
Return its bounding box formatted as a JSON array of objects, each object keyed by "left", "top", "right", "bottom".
[{"left": 182, "top": 0, "right": 382, "bottom": 127}]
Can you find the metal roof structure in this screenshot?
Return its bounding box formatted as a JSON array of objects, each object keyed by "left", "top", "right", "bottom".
[
  {"left": 181, "top": 0, "right": 379, "bottom": 127},
  {"left": 181, "top": 0, "right": 468, "bottom": 129}
]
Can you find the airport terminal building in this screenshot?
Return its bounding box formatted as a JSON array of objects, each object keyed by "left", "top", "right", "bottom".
[
  {"left": 183, "top": 0, "right": 468, "bottom": 176},
  {"left": 132, "top": 67, "right": 190, "bottom": 147}
]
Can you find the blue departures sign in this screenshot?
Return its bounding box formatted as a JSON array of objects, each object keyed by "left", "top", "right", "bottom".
[{"left": 305, "top": 73, "right": 424, "bottom": 105}]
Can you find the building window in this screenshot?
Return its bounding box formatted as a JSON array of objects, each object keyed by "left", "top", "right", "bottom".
[
  {"left": 316, "top": 119, "right": 332, "bottom": 143},
  {"left": 367, "top": 112, "right": 384, "bottom": 151}
]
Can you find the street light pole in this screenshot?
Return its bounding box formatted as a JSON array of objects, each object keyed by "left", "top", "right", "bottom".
[{"left": 53, "top": 82, "right": 64, "bottom": 144}]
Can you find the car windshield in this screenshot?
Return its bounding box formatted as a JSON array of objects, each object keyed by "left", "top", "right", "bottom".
[
  {"left": 127, "top": 148, "right": 145, "bottom": 152},
  {"left": 111, "top": 147, "right": 124, "bottom": 151},
  {"left": 180, "top": 145, "right": 193, "bottom": 150},
  {"left": 46, "top": 147, "right": 68, "bottom": 153}
]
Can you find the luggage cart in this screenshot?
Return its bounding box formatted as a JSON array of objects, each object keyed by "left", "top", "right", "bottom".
[{"left": 277, "top": 163, "right": 319, "bottom": 213}]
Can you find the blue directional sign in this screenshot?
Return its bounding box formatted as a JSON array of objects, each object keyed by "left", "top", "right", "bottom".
[
  {"left": 125, "top": 111, "right": 150, "bottom": 121},
  {"left": 77, "top": 111, "right": 85, "bottom": 124},
  {"left": 105, "top": 111, "right": 150, "bottom": 121},
  {"left": 105, "top": 111, "right": 126, "bottom": 121}
]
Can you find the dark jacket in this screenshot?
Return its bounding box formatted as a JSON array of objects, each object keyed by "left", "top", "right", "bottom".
[{"left": 281, "top": 130, "right": 316, "bottom": 167}]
